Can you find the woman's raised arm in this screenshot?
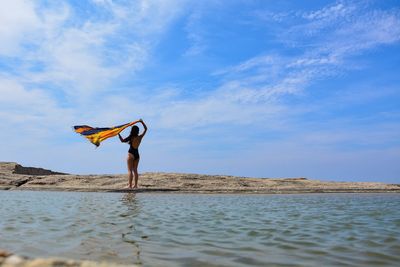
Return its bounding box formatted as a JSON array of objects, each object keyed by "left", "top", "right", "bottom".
[
  {"left": 118, "top": 133, "right": 130, "bottom": 143},
  {"left": 139, "top": 119, "right": 147, "bottom": 137}
]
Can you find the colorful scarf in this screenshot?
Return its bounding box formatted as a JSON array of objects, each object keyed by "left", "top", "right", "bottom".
[{"left": 73, "top": 122, "right": 135, "bottom": 147}]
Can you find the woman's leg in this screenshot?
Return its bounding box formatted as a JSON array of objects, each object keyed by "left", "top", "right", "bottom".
[
  {"left": 127, "top": 154, "right": 134, "bottom": 188},
  {"left": 132, "top": 158, "right": 140, "bottom": 188}
]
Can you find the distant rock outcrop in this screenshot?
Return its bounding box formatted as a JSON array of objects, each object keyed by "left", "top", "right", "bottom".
[{"left": 12, "top": 164, "right": 67, "bottom": 176}]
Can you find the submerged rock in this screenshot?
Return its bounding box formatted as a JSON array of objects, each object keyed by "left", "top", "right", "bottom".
[
  {"left": 0, "top": 250, "right": 12, "bottom": 257},
  {"left": 0, "top": 254, "right": 137, "bottom": 267}
]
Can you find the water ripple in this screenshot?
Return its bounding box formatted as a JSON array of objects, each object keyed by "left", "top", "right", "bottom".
[{"left": 0, "top": 192, "right": 399, "bottom": 266}]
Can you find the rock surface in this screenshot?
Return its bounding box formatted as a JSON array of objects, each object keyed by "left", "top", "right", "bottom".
[
  {"left": 0, "top": 162, "right": 399, "bottom": 193},
  {"left": 0, "top": 250, "right": 136, "bottom": 267}
]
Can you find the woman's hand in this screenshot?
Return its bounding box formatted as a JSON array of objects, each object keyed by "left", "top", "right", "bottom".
[{"left": 118, "top": 133, "right": 124, "bottom": 142}]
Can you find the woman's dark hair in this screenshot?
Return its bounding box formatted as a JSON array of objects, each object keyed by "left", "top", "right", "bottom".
[{"left": 130, "top": 125, "right": 139, "bottom": 137}]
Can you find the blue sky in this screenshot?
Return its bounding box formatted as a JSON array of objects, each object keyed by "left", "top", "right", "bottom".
[{"left": 0, "top": 0, "right": 399, "bottom": 182}]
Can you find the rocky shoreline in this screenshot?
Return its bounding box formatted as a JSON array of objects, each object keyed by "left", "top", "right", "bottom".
[
  {"left": 0, "top": 249, "right": 136, "bottom": 267},
  {"left": 1, "top": 162, "right": 399, "bottom": 194}
]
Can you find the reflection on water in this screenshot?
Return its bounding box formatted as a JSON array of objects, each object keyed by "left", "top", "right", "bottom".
[
  {"left": 0, "top": 192, "right": 400, "bottom": 267},
  {"left": 120, "top": 193, "right": 142, "bottom": 265},
  {"left": 121, "top": 193, "right": 141, "bottom": 214}
]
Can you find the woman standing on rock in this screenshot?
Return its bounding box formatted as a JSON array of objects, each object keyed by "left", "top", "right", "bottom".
[{"left": 118, "top": 119, "right": 147, "bottom": 189}]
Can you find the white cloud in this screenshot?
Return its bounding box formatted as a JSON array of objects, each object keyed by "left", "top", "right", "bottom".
[
  {"left": 31, "top": 22, "right": 123, "bottom": 96},
  {"left": 1, "top": 0, "right": 188, "bottom": 99},
  {"left": 0, "top": 0, "right": 41, "bottom": 55},
  {"left": 303, "top": 2, "right": 355, "bottom": 21},
  {"left": 184, "top": 10, "right": 206, "bottom": 56},
  {"left": 216, "top": 1, "right": 400, "bottom": 102},
  {"left": 0, "top": 77, "right": 75, "bottom": 139},
  {"left": 331, "top": 9, "right": 400, "bottom": 53},
  {"left": 215, "top": 55, "right": 279, "bottom": 75},
  {"left": 291, "top": 2, "right": 400, "bottom": 56}
]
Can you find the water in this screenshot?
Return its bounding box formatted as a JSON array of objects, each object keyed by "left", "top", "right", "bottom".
[{"left": 0, "top": 192, "right": 399, "bottom": 266}]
